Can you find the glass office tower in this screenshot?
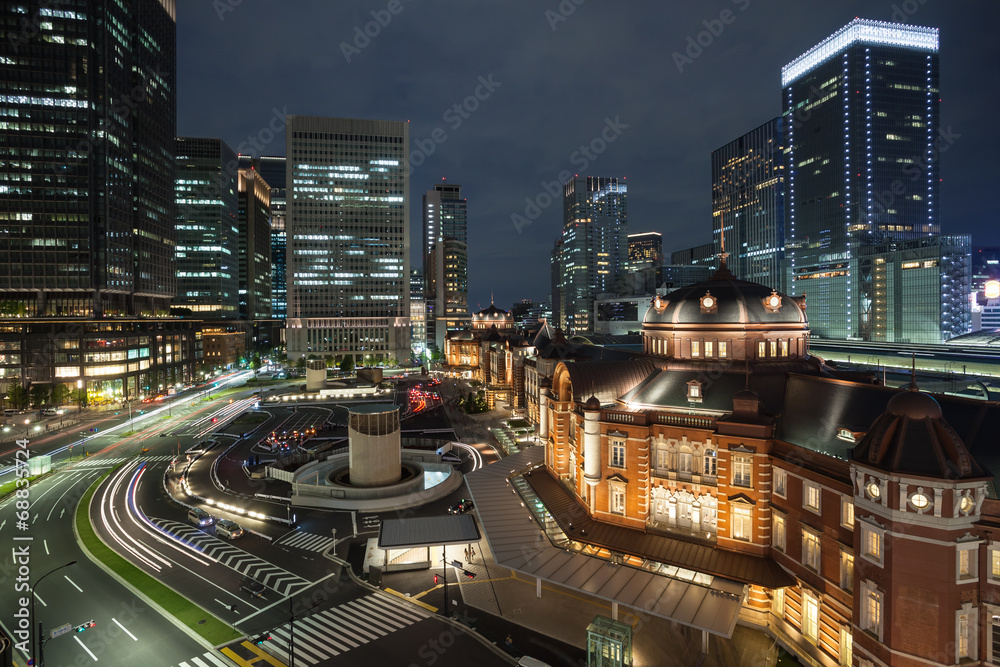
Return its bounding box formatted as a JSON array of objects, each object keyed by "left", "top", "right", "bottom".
[
  {"left": 627, "top": 232, "right": 663, "bottom": 271},
  {"left": 285, "top": 116, "right": 410, "bottom": 364},
  {"left": 712, "top": 117, "right": 785, "bottom": 289},
  {"left": 258, "top": 156, "right": 288, "bottom": 321},
  {"left": 174, "top": 137, "right": 240, "bottom": 318},
  {"left": 555, "top": 176, "right": 628, "bottom": 334},
  {"left": 782, "top": 19, "right": 940, "bottom": 339},
  {"left": 422, "top": 181, "right": 469, "bottom": 351},
  {"left": 238, "top": 167, "right": 272, "bottom": 320},
  {"left": 0, "top": 0, "right": 178, "bottom": 317}
]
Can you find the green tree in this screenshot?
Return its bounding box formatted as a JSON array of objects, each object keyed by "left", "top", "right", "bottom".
[
  {"left": 294, "top": 357, "right": 307, "bottom": 372},
  {"left": 50, "top": 383, "right": 70, "bottom": 406},
  {"left": 29, "top": 384, "right": 49, "bottom": 408},
  {"left": 339, "top": 356, "right": 354, "bottom": 373},
  {"left": 7, "top": 379, "right": 28, "bottom": 409},
  {"left": 250, "top": 352, "right": 262, "bottom": 375}
]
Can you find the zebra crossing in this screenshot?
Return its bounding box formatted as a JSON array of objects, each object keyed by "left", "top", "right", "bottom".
[
  {"left": 70, "top": 454, "right": 175, "bottom": 468},
  {"left": 274, "top": 529, "right": 336, "bottom": 554},
  {"left": 172, "top": 650, "right": 231, "bottom": 667},
  {"left": 262, "top": 593, "right": 431, "bottom": 665},
  {"left": 150, "top": 518, "right": 311, "bottom": 596}
]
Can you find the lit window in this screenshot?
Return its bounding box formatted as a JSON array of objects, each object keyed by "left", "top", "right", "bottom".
[
  {"left": 862, "top": 581, "right": 883, "bottom": 640},
  {"left": 758, "top": 341, "right": 766, "bottom": 358},
  {"left": 678, "top": 448, "right": 693, "bottom": 474},
  {"left": 691, "top": 340, "right": 701, "bottom": 357},
  {"left": 841, "top": 496, "right": 854, "bottom": 528},
  {"left": 687, "top": 380, "right": 702, "bottom": 403},
  {"left": 860, "top": 522, "right": 883, "bottom": 566},
  {"left": 840, "top": 549, "right": 854, "bottom": 590},
  {"left": 958, "top": 611, "right": 970, "bottom": 658},
  {"left": 732, "top": 454, "right": 752, "bottom": 488},
  {"left": 840, "top": 626, "right": 853, "bottom": 667},
  {"left": 770, "top": 340, "right": 778, "bottom": 357},
  {"left": 779, "top": 339, "right": 789, "bottom": 356},
  {"left": 718, "top": 341, "right": 728, "bottom": 358},
  {"left": 611, "top": 484, "right": 626, "bottom": 515},
  {"left": 991, "top": 545, "right": 1000, "bottom": 580},
  {"left": 773, "top": 513, "right": 786, "bottom": 551},
  {"left": 773, "top": 587, "right": 784, "bottom": 617},
  {"left": 705, "top": 341, "right": 714, "bottom": 357},
  {"left": 732, "top": 505, "right": 752, "bottom": 541},
  {"left": 803, "top": 481, "right": 821, "bottom": 513},
  {"left": 802, "top": 529, "right": 821, "bottom": 571},
  {"left": 703, "top": 449, "right": 717, "bottom": 476},
  {"left": 610, "top": 441, "right": 625, "bottom": 469},
  {"left": 773, "top": 468, "right": 786, "bottom": 498},
  {"left": 802, "top": 590, "right": 819, "bottom": 642},
  {"left": 957, "top": 545, "right": 978, "bottom": 583}
]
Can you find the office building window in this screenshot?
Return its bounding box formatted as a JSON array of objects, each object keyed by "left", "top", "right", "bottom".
[
  {"left": 732, "top": 454, "right": 752, "bottom": 487},
  {"left": 803, "top": 481, "right": 821, "bottom": 513},
  {"left": 802, "top": 529, "right": 821, "bottom": 572},
  {"left": 802, "top": 591, "right": 819, "bottom": 643},
  {"left": 732, "top": 505, "right": 752, "bottom": 541},
  {"left": 773, "top": 512, "right": 786, "bottom": 551}
]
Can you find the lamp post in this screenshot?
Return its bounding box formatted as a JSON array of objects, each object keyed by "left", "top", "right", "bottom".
[
  {"left": 32, "top": 560, "right": 77, "bottom": 667},
  {"left": 76, "top": 379, "right": 83, "bottom": 412}
]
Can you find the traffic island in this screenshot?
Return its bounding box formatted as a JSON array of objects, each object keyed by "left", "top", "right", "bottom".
[{"left": 74, "top": 468, "right": 242, "bottom": 646}]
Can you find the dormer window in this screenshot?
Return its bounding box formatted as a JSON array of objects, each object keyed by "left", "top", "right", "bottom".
[{"left": 687, "top": 380, "right": 703, "bottom": 403}]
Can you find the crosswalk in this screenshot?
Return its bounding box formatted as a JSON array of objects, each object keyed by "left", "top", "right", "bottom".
[
  {"left": 274, "top": 529, "right": 336, "bottom": 554},
  {"left": 150, "top": 518, "right": 311, "bottom": 596},
  {"left": 263, "top": 593, "right": 431, "bottom": 665},
  {"left": 70, "top": 454, "right": 175, "bottom": 468},
  {"left": 174, "top": 650, "right": 231, "bottom": 667}
]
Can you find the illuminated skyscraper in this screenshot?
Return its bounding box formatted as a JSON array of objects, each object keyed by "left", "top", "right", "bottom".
[
  {"left": 627, "top": 232, "right": 663, "bottom": 270},
  {"left": 257, "top": 156, "right": 288, "bottom": 321},
  {"left": 238, "top": 167, "right": 272, "bottom": 320},
  {"left": 174, "top": 138, "right": 240, "bottom": 318},
  {"left": 422, "top": 181, "right": 469, "bottom": 351},
  {"left": 285, "top": 116, "right": 410, "bottom": 363},
  {"left": 782, "top": 19, "right": 940, "bottom": 339},
  {"left": 554, "top": 176, "right": 628, "bottom": 334},
  {"left": 712, "top": 118, "right": 786, "bottom": 288}
]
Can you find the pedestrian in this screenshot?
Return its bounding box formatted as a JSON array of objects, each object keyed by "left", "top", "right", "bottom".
[
  {"left": 469, "top": 545, "right": 476, "bottom": 561},
  {"left": 464, "top": 547, "right": 469, "bottom": 562}
]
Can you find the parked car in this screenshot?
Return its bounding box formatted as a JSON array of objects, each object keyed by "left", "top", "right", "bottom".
[
  {"left": 239, "top": 576, "right": 266, "bottom": 599},
  {"left": 216, "top": 519, "right": 244, "bottom": 539},
  {"left": 448, "top": 499, "right": 474, "bottom": 515}
]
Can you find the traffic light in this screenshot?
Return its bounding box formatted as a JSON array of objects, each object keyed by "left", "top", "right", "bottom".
[
  {"left": 75, "top": 620, "right": 96, "bottom": 633},
  {"left": 463, "top": 570, "right": 476, "bottom": 579},
  {"left": 434, "top": 574, "right": 440, "bottom": 584},
  {"left": 253, "top": 633, "right": 271, "bottom": 645}
]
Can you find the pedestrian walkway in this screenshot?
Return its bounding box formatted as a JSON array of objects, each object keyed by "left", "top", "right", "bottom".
[
  {"left": 69, "top": 454, "right": 175, "bottom": 468},
  {"left": 150, "top": 518, "right": 311, "bottom": 596},
  {"left": 169, "top": 649, "right": 233, "bottom": 667},
  {"left": 273, "top": 529, "right": 335, "bottom": 554},
  {"left": 261, "top": 593, "right": 431, "bottom": 666}
]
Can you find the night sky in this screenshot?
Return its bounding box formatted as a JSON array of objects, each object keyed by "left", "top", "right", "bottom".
[{"left": 177, "top": 0, "right": 1000, "bottom": 311}]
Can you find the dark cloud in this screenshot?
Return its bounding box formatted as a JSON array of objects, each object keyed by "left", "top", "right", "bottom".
[{"left": 178, "top": 0, "right": 1000, "bottom": 310}]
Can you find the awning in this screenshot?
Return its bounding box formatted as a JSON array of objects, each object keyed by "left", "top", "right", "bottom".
[{"left": 378, "top": 514, "right": 480, "bottom": 550}]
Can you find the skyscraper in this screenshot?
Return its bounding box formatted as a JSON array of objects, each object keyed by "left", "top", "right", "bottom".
[
  {"left": 555, "top": 176, "right": 628, "bottom": 334},
  {"left": 422, "top": 182, "right": 469, "bottom": 351},
  {"left": 285, "top": 116, "right": 410, "bottom": 363},
  {"left": 782, "top": 19, "right": 940, "bottom": 339},
  {"left": 0, "top": 0, "right": 178, "bottom": 317},
  {"left": 237, "top": 167, "right": 272, "bottom": 320},
  {"left": 257, "top": 156, "right": 288, "bottom": 321},
  {"left": 712, "top": 118, "right": 786, "bottom": 288},
  {"left": 174, "top": 137, "right": 240, "bottom": 318},
  {"left": 627, "top": 232, "right": 663, "bottom": 270}
]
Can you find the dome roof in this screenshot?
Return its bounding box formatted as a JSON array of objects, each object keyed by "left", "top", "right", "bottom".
[
  {"left": 643, "top": 268, "right": 805, "bottom": 327},
  {"left": 887, "top": 390, "right": 943, "bottom": 420},
  {"left": 585, "top": 395, "right": 601, "bottom": 410},
  {"left": 853, "top": 387, "right": 985, "bottom": 479}
]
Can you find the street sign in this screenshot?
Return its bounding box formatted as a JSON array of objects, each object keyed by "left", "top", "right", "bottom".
[{"left": 50, "top": 623, "right": 73, "bottom": 639}]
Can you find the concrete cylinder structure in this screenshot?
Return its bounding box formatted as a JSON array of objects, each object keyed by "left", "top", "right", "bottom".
[
  {"left": 583, "top": 400, "right": 602, "bottom": 487},
  {"left": 538, "top": 390, "right": 549, "bottom": 440},
  {"left": 305, "top": 359, "right": 328, "bottom": 391},
  {"left": 348, "top": 404, "right": 401, "bottom": 487}
]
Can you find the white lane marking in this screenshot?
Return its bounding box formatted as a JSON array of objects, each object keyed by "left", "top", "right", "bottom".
[
  {"left": 33, "top": 591, "right": 46, "bottom": 607},
  {"left": 0, "top": 519, "right": 5, "bottom": 531},
  {"left": 112, "top": 617, "right": 138, "bottom": 641},
  {"left": 214, "top": 598, "right": 239, "bottom": 613},
  {"left": 44, "top": 540, "right": 49, "bottom": 555},
  {"left": 75, "top": 635, "right": 98, "bottom": 661},
  {"left": 60, "top": 508, "right": 65, "bottom": 518},
  {"left": 64, "top": 575, "right": 83, "bottom": 592}
]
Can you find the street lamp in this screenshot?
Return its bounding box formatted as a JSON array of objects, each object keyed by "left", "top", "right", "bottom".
[
  {"left": 76, "top": 379, "right": 83, "bottom": 411},
  {"left": 32, "top": 560, "right": 77, "bottom": 667}
]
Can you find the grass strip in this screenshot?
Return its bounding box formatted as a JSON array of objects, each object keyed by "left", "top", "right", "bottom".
[{"left": 75, "top": 469, "right": 241, "bottom": 645}]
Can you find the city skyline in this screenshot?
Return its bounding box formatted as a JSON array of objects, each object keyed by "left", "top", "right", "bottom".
[{"left": 177, "top": 2, "right": 1000, "bottom": 310}]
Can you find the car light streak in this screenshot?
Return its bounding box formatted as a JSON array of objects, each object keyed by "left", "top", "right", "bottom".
[{"left": 99, "top": 463, "right": 169, "bottom": 571}]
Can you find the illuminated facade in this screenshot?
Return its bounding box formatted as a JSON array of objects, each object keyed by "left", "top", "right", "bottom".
[
  {"left": 627, "top": 232, "right": 662, "bottom": 270},
  {"left": 782, "top": 19, "right": 941, "bottom": 340},
  {"left": 237, "top": 167, "right": 272, "bottom": 320},
  {"left": 174, "top": 138, "right": 240, "bottom": 318},
  {"left": 285, "top": 116, "right": 410, "bottom": 363},
  {"left": 423, "top": 182, "right": 469, "bottom": 352},
  {"left": 258, "top": 156, "right": 288, "bottom": 321},
  {"left": 553, "top": 177, "right": 628, "bottom": 334},
  {"left": 712, "top": 118, "right": 786, "bottom": 288},
  {"left": 538, "top": 264, "right": 1000, "bottom": 667},
  {"left": 0, "top": 0, "right": 178, "bottom": 318},
  {"left": 410, "top": 268, "right": 426, "bottom": 360}
]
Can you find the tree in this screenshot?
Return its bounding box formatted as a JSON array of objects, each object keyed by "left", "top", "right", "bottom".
[
  {"left": 250, "top": 352, "right": 262, "bottom": 376},
  {"left": 294, "top": 357, "right": 307, "bottom": 372},
  {"left": 339, "top": 356, "right": 354, "bottom": 373},
  {"left": 29, "top": 384, "right": 50, "bottom": 408},
  {"left": 50, "top": 383, "right": 71, "bottom": 406},
  {"left": 7, "top": 379, "right": 27, "bottom": 410}
]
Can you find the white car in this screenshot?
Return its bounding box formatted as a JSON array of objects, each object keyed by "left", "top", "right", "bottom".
[{"left": 216, "top": 519, "right": 244, "bottom": 539}]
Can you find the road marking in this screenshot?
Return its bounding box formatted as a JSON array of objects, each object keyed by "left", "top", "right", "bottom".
[
  {"left": 64, "top": 575, "right": 83, "bottom": 592},
  {"left": 33, "top": 591, "right": 46, "bottom": 607},
  {"left": 60, "top": 508, "right": 65, "bottom": 518},
  {"left": 0, "top": 519, "right": 4, "bottom": 531},
  {"left": 44, "top": 540, "right": 49, "bottom": 555},
  {"left": 75, "top": 635, "right": 98, "bottom": 661},
  {"left": 214, "top": 598, "right": 239, "bottom": 613},
  {"left": 32, "top": 513, "right": 37, "bottom": 523},
  {"left": 112, "top": 617, "right": 138, "bottom": 641}
]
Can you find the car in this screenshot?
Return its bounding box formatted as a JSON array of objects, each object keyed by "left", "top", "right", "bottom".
[
  {"left": 448, "top": 499, "right": 474, "bottom": 515},
  {"left": 239, "top": 576, "right": 266, "bottom": 599},
  {"left": 187, "top": 507, "right": 215, "bottom": 527},
  {"left": 216, "top": 519, "right": 244, "bottom": 539}
]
